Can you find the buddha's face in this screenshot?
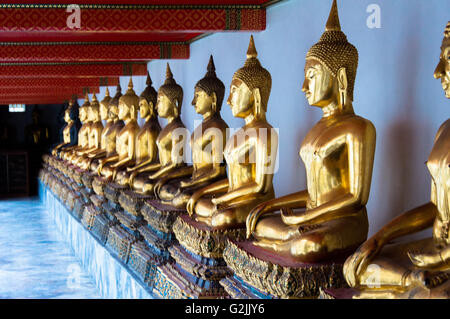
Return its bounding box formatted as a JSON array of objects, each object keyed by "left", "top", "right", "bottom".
[
  {"left": 302, "top": 59, "right": 336, "bottom": 107},
  {"left": 435, "top": 43, "right": 450, "bottom": 98},
  {"left": 64, "top": 110, "right": 71, "bottom": 123},
  {"left": 99, "top": 103, "right": 108, "bottom": 120},
  {"left": 109, "top": 104, "right": 118, "bottom": 119},
  {"left": 118, "top": 101, "right": 130, "bottom": 120},
  {"left": 227, "top": 78, "right": 254, "bottom": 118},
  {"left": 192, "top": 88, "right": 213, "bottom": 115},
  {"left": 156, "top": 93, "right": 176, "bottom": 118},
  {"left": 139, "top": 99, "right": 150, "bottom": 118},
  {"left": 79, "top": 107, "right": 87, "bottom": 122}
]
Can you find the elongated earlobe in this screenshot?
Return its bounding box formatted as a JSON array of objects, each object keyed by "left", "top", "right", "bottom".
[
  {"left": 148, "top": 101, "right": 155, "bottom": 118},
  {"left": 337, "top": 67, "right": 348, "bottom": 109},
  {"left": 253, "top": 87, "right": 262, "bottom": 119},
  {"left": 211, "top": 92, "right": 217, "bottom": 114}
]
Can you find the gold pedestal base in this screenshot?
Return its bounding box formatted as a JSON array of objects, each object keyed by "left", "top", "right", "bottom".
[{"left": 222, "top": 239, "right": 349, "bottom": 298}]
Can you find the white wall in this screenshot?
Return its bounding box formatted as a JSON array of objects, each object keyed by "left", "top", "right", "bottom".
[{"left": 87, "top": 0, "right": 450, "bottom": 237}]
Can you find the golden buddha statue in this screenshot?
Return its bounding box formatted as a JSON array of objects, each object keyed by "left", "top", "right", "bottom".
[
  {"left": 97, "top": 78, "right": 140, "bottom": 181},
  {"left": 129, "top": 64, "right": 187, "bottom": 195},
  {"left": 342, "top": 21, "right": 450, "bottom": 299},
  {"left": 76, "top": 88, "right": 112, "bottom": 170},
  {"left": 114, "top": 72, "right": 161, "bottom": 187},
  {"left": 154, "top": 55, "right": 229, "bottom": 208},
  {"left": 59, "top": 94, "right": 91, "bottom": 162},
  {"left": 73, "top": 93, "right": 104, "bottom": 167},
  {"left": 80, "top": 86, "right": 125, "bottom": 172},
  {"left": 186, "top": 36, "right": 278, "bottom": 228},
  {"left": 51, "top": 100, "right": 78, "bottom": 156},
  {"left": 245, "top": 0, "right": 376, "bottom": 263}
]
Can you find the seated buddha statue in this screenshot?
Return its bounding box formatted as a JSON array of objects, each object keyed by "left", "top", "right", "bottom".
[
  {"left": 154, "top": 55, "right": 229, "bottom": 208},
  {"left": 129, "top": 64, "right": 188, "bottom": 195},
  {"left": 76, "top": 88, "right": 112, "bottom": 170},
  {"left": 59, "top": 94, "right": 91, "bottom": 163},
  {"left": 342, "top": 21, "right": 450, "bottom": 299},
  {"left": 79, "top": 86, "right": 125, "bottom": 172},
  {"left": 51, "top": 100, "right": 79, "bottom": 157},
  {"left": 186, "top": 36, "right": 278, "bottom": 228},
  {"left": 114, "top": 72, "right": 161, "bottom": 187},
  {"left": 97, "top": 78, "right": 140, "bottom": 182},
  {"left": 245, "top": 0, "right": 376, "bottom": 263},
  {"left": 93, "top": 84, "right": 125, "bottom": 174},
  {"left": 72, "top": 93, "right": 104, "bottom": 167}
]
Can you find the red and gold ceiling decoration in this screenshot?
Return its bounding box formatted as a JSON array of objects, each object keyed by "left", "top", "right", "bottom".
[{"left": 0, "top": 0, "right": 273, "bottom": 104}]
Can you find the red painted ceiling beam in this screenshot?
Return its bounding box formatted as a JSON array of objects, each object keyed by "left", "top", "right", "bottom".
[
  {"left": 0, "top": 98, "right": 72, "bottom": 104},
  {"left": 2, "top": 1, "right": 270, "bottom": 4},
  {"left": 0, "top": 62, "right": 148, "bottom": 78},
  {"left": 0, "top": 94, "right": 96, "bottom": 104},
  {"left": 0, "top": 86, "right": 99, "bottom": 98},
  {"left": 0, "top": 76, "right": 118, "bottom": 88},
  {"left": 0, "top": 5, "right": 266, "bottom": 33},
  {"left": 0, "top": 42, "right": 189, "bottom": 62}
]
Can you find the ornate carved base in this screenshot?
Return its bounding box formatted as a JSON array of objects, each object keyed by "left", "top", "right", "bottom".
[
  {"left": 65, "top": 189, "right": 80, "bottom": 211},
  {"left": 141, "top": 200, "right": 185, "bottom": 234},
  {"left": 73, "top": 197, "right": 86, "bottom": 220},
  {"left": 92, "top": 176, "right": 109, "bottom": 196},
  {"left": 222, "top": 240, "right": 349, "bottom": 298},
  {"left": 104, "top": 203, "right": 144, "bottom": 263},
  {"left": 72, "top": 167, "right": 85, "bottom": 185},
  {"left": 91, "top": 199, "right": 119, "bottom": 245},
  {"left": 152, "top": 262, "right": 227, "bottom": 299},
  {"left": 105, "top": 224, "right": 139, "bottom": 263},
  {"left": 104, "top": 182, "right": 128, "bottom": 204},
  {"left": 220, "top": 275, "right": 276, "bottom": 299},
  {"left": 169, "top": 244, "right": 232, "bottom": 282},
  {"left": 119, "top": 190, "right": 152, "bottom": 217},
  {"left": 173, "top": 214, "right": 246, "bottom": 259},
  {"left": 163, "top": 244, "right": 230, "bottom": 298},
  {"left": 82, "top": 204, "right": 102, "bottom": 230},
  {"left": 127, "top": 240, "right": 159, "bottom": 287},
  {"left": 81, "top": 171, "right": 96, "bottom": 189}
]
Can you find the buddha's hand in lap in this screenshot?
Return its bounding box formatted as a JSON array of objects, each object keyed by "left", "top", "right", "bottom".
[
  {"left": 129, "top": 171, "right": 138, "bottom": 187},
  {"left": 154, "top": 178, "right": 171, "bottom": 198},
  {"left": 246, "top": 202, "right": 273, "bottom": 239},
  {"left": 343, "top": 236, "right": 383, "bottom": 287},
  {"left": 187, "top": 191, "right": 203, "bottom": 217},
  {"left": 97, "top": 161, "right": 105, "bottom": 175}
]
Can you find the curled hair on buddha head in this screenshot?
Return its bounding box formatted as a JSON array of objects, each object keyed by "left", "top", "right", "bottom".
[
  {"left": 232, "top": 35, "right": 272, "bottom": 112},
  {"left": 80, "top": 92, "right": 91, "bottom": 110},
  {"left": 67, "top": 99, "right": 79, "bottom": 122},
  {"left": 195, "top": 55, "right": 225, "bottom": 112},
  {"left": 158, "top": 63, "right": 183, "bottom": 115},
  {"left": 100, "top": 87, "right": 112, "bottom": 110},
  {"left": 90, "top": 92, "right": 100, "bottom": 114},
  {"left": 306, "top": 0, "right": 358, "bottom": 101},
  {"left": 140, "top": 72, "right": 158, "bottom": 109},
  {"left": 442, "top": 21, "right": 450, "bottom": 47},
  {"left": 119, "top": 77, "right": 139, "bottom": 120}
]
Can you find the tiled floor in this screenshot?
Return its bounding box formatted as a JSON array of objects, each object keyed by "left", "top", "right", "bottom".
[{"left": 0, "top": 197, "right": 101, "bottom": 299}]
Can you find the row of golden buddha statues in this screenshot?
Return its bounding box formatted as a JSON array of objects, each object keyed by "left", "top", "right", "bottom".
[{"left": 41, "top": 0, "right": 449, "bottom": 299}]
